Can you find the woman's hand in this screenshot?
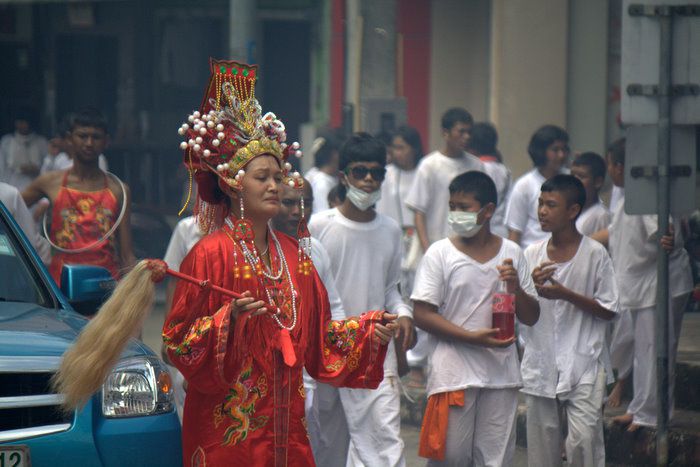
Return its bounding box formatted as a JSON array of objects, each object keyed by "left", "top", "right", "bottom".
[
  {"left": 230, "top": 290, "right": 268, "bottom": 320},
  {"left": 374, "top": 313, "right": 399, "bottom": 345}
]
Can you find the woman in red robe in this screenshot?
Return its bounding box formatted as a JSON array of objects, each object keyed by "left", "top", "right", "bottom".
[{"left": 162, "top": 59, "right": 396, "bottom": 466}]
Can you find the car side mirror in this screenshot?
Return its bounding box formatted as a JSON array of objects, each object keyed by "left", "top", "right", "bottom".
[{"left": 60, "top": 265, "right": 116, "bottom": 316}]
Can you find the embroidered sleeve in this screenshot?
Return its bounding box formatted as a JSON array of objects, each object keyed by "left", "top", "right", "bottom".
[{"left": 305, "top": 271, "right": 388, "bottom": 389}]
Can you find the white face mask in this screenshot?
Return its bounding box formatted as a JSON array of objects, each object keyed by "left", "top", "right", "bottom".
[
  {"left": 345, "top": 181, "right": 382, "bottom": 211},
  {"left": 447, "top": 209, "right": 483, "bottom": 238}
]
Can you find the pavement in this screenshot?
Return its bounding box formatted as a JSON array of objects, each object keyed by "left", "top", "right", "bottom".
[{"left": 140, "top": 290, "right": 700, "bottom": 466}]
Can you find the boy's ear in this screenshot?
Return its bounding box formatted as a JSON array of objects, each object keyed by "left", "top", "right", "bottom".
[
  {"left": 481, "top": 202, "right": 496, "bottom": 222},
  {"left": 593, "top": 176, "right": 604, "bottom": 191},
  {"left": 569, "top": 203, "right": 582, "bottom": 221},
  {"left": 338, "top": 171, "right": 348, "bottom": 187}
]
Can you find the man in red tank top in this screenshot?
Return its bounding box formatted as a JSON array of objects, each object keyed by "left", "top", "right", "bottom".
[{"left": 22, "top": 108, "right": 135, "bottom": 284}]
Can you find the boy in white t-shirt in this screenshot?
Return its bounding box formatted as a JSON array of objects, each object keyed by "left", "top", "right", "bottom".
[
  {"left": 505, "top": 125, "right": 569, "bottom": 248},
  {"left": 570, "top": 152, "right": 610, "bottom": 236},
  {"left": 466, "top": 122, "right": 512, "bottom": 238},
  {"left": 305, "top": 131, "right": 341, "bottom": 215},
  {"left": 522, "top": 174, "right": 619, "bottom": 467},
  {"left": 591, "top": 138, "right": 693, "bottom": 430},
  {"left": 412, "top": 171, "right": 539, "bottom": 466},
  {"left": 406, "top": 108, "right": 485, "bottom": 251},
  {"left": 309, "top": 133, "right": 415, "bottom": 467}
]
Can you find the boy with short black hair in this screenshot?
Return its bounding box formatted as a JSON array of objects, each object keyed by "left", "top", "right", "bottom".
[
  {"left": 522, "top": 174, "right": 618, "bottom": 467},
  {"left": 505, "top": 125, "right": 569, "bottom": 247},
  {"left": 309, "top": 132, "right": 415, "bottom": 466},
  {"left": 22, "top": 108, "right": 135, "bottom": 283},
  {"left": 412, "top": 170, "right": 539, "bottom": 466},
  {"left": 406, "top": 107, "right": 485, "bottom": 251},
  {"left": 570, "top": 151, "right": 610, "bottom": 236}
]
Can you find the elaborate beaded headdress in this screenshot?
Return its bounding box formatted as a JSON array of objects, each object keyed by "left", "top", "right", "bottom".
[{"left": 177, "top": 58, "right": 304, "bottom": 234}]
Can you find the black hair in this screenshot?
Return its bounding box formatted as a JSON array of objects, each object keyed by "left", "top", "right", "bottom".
[
  {"left": 392, "top": 125, "right": 424, "bottom": 160},
  {"left": 327, "top": 184, "right": 342, "bottom": 206},
  {"left": 573, "top": 151, "right": 607, "bottom": 180},
  {"left": 312, "top": 129, "right": 341, "bottom": 169},
  {"left": 448, "top": 170, "right": 498, "bottom": 206},
  {"left": 441, "top": 107, "right": 473, "bottom": 131},
  {"left": 466, "top": 122, "right": 498, "bottom": 156},
  {"left": 68, "top": 107, "right": 110, "bottom": 134},
  {"left": 607, "top": 137, "right": 625, "bottom": 166},
  {"left": 540, "top": 174, "right": 586, "bottom": 219},
  {"left": 527, "top": 125, "right": 569, "bottom": 167},
  {"left": 338, "top": 132, "right": 387, "bottom": 172},
  {"left": 56, "top": 113, "right": 73, "bottom": 138}
]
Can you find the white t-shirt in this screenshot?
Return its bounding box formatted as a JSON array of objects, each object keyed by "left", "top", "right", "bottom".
[
  {"left": 310, "top": 237, "right": 346, "bottom": 321},
  {"left": 481, "top": 159, "right": 512, "bottom": 238},
  {"left": 376, "top": 164, "right": 416, "bottom": 228},
  {"left": 504, "top": 168, "right": 549, "bottom": 248},
  {"left": 576, "top": 201, "right": 610, "bottom": 237},
  {"left": 0, "top": 132, "right": 48, "bottom": 190},
  {"left": 522, "top": 236, "right": 619, "bottom": 398},
  {"left": 163, "top": 216, "right": 204, "bottom": 271},
  {"left": 608, "top": 201, "right": 693, "bottom": 309},
  {"left": 410, "top": 237, "right": 536, "bottom": 397},
  {"left": 0, "top": 182, "right": 51, "bottom": 264},
  {"left": 610, "top": 186, "right": 624, "bottom": 212},
  {"left": 405, "top": 150, "right": 485, "bottom": 245},
  {"left": 309, "top": 208, "right": 412, "bottom": 377},
  {"left": 305, "top": 167, "right": 338, "bottom": 215}
]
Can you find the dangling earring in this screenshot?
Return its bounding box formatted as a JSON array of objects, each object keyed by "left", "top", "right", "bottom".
[
  {"left": 296, "top": 195, "right": 313, "bottom": 275},
  {"left": 233, "top": 192, "right": 254, "bottom": 242}
]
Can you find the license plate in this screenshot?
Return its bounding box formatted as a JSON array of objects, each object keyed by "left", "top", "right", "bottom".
[{"left": 0, "top": 446, "right": 30, "bottom": 467}]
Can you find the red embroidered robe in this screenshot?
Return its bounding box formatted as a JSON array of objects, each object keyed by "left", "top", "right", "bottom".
[{"left": 163, "top": 228, "right": 387, "bottom": 466}]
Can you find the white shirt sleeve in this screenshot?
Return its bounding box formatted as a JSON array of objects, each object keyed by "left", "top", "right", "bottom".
[
  {"left": 384, "top": 226, "right": 413, "bottom": 319},
  {"left": 515, "top": 246, "right": 537, "bottom": 297},
  {"left": 405, "top": 162, "right": 431, "bottom": 214},
  {"left": 163, "top": 222, "right": 189, "bottom": 271},
  {"left": 310, "top": 238, "right": 346, "bottom": 321},
  {"left": 410, "top": 243, "right": 445, "bottom": 307},
  {"left": 504, "top": 181, "right": 529, "bottom": 234},
  {"left": 593, "top": 247, "right": 620, "bottom": 316},
  {"left": 3, "top": 186, "right": 51, "bottom": 265}
]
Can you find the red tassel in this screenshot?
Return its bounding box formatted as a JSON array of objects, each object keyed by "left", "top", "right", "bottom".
[{"left": 279, "top": 328, "right": 297, "bottom": 367}]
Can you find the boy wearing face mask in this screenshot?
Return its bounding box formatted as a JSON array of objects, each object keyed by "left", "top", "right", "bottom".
[
  {"left": 522, "top": 175, "right": 618, "bottom": 467},
  {"left": 412, "top": 171, "right": 539, "bottom": 465},
  {"left": 309, "top": 132, "right": 416, "bottom": 467}
]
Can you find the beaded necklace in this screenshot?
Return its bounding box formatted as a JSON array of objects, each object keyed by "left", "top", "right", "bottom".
[{"left": 224, "top": 217, "right": 297, "bottom": 331}]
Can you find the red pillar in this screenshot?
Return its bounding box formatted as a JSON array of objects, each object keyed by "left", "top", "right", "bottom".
[
  {"left": 330, "top": 0, "right": 345, "bottom": 128},
  {"left": 397, "top": 0, "right": 431, "bottom": 149}
]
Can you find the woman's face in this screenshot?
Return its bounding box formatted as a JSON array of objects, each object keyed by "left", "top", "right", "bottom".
[
  {"left": 237, "top": 155, "right": 283, "bottom": 220},
  {"left": 390, "top": 136, "right": 416, "bottom": 170}
]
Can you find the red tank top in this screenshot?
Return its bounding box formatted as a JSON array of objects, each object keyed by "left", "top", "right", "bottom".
[{"left": 48, "top": 171, "right": 120, "bottom": 283}]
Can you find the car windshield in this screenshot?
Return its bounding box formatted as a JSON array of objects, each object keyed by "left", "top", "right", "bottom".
[{"left": 0, "top": 212, "right": 54, "bottom": 307}]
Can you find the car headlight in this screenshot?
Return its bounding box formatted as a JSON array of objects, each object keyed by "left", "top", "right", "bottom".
[{"left": 102, "top": 357, "right": 175, "bottom": 418}]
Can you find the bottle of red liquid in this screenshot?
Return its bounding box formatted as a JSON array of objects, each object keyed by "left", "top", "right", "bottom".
[{"left": 492, "top": 280, "right": 515, "bottom": 340}]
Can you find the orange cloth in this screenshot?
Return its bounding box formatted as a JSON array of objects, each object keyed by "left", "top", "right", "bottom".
[{"left": 418, "top": 390, "right": 465, "bottom": 460}]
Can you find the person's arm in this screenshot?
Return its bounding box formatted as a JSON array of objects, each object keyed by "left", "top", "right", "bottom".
[
  {"left": 415, "top": 211, "right": 430, "bottom": 251},
  {"left": 414, "top": 301, "right": 515, "bottom": 347},
  {"left": 117, "top": 183, "right": 137, "bottom": 270},
  {"left": 590, "top": 228, "right": 609, "bottom": 248},
  {"left": 21, "top": 174, "right": 50, "bottom": 208},
  {"left": 496, "top": 258, "right": 539, "bottom": 326},
  {"left": 507, "top": 229, "right": 521, "bottom": 245},
  {"left": 533, "top": 258, "right": 616, "bottom": 321}
]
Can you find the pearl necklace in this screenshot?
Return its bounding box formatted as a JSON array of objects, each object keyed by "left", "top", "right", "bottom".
[
  {"left": 225, "top": 218, "right": 283, "bottom": 280},
  {"left": 225, "top": 218, "right": 297, "bottom": 331}
]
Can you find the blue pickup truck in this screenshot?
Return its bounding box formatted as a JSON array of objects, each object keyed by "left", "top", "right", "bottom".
[{"left": 0, "top": 201, "right": 182, "bottom": 466}]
